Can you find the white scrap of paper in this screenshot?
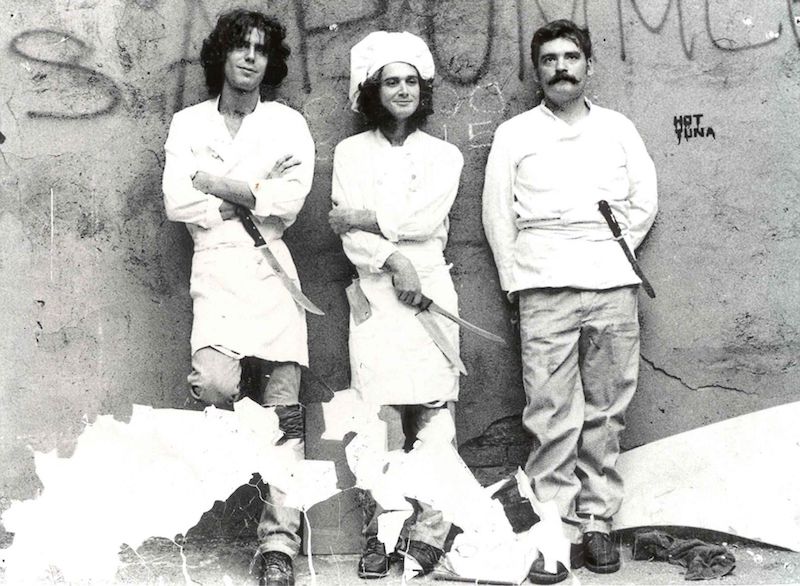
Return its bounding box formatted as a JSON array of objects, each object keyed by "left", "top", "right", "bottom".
[
  {"left": 1, "top": 399, "right": 342, "bottom": 584},
  {"left": 320, "top": 388, "right": 382, "bottom": 440}
]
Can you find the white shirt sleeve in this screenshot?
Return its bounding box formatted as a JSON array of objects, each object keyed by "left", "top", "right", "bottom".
[
  {"left": 162, "top": 113, "right": 224, "bottom": 229},
  {"left": 481, "top": 124, "right": 520, "bottom": 292},
  {"left": 249, "top": 113, "right": 316, "bottom": 225},
  {"left": 332, "top": 144, "right": 397, "bottom": 273},
  {"left": 621, "top": 119, "right": 658, "bottom": 249}
]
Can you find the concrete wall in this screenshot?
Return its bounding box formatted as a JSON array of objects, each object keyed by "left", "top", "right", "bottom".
[{"left": 1, "top": 0, "right": 798, "bottom": 517}]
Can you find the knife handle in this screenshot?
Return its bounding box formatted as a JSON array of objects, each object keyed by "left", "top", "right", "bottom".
[
  {"left": 236, "top": 206, "right": 267, "bottom": 247},
  {"left": 418, "top": 293, "right": 434, "bottom": 311},
  {"left": 597, "top": 200, "right": 622, "bottom": 238}
]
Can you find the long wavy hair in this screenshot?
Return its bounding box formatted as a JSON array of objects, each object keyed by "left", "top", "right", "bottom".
[
  {"left": 200, "top": 9, "right": 291, "bottom": 98},
  {"left": 356, "top": 65, "right": 434, "bottom": 131}
]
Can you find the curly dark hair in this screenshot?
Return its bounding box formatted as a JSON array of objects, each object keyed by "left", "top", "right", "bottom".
[
  {"left": 356, "top": 66, "right": 434, "bottom": 130},
  {"left": 530, "top": 19, "right": 592, "bottom": 68},
  {"left": 200, "top": 9, "right": 290, "bottom": 98}
]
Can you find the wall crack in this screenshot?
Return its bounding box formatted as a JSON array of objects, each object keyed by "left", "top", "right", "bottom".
[{"left": 641, "top": 355, "right": 756, "bottom": 395}]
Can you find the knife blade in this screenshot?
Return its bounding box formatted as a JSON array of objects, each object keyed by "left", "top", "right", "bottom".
[
  {"left": 597, "top": 200, "right": 656, "bottom": 299},
  {"left": 236, "top": 208, "right": 325, "bottom": 315},
  {"left": 418, "top": 295, "right": 506, "bottom": 345},
  {"left": 416, "top": 311, "right": 468, "bottom": 375}
]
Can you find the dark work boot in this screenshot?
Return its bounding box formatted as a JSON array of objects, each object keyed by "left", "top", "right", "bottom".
[
  {"left": 258, "top": 551, "right": 294, "bottom": 586},
  {"left": 527, "top": 543, "right": 584, "bottom": 585},
  {"left": 358, "top": 536, "right": 390, "bottom": 579},
  {"left": 404, "top": 540, "right": 444, "bottom": 576},
  {"left": 583, "top": 531, "right": 621, "bottom": 573}
]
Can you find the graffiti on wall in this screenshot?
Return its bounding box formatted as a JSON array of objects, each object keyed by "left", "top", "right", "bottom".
[
  {"left": 615, "top": 0, "right": 787, "bottom": 61},
  {"left": 6, "top": 0, "right": 800, "bottom": 120},
  {"left": 10, "top": 29, "right": 122, "bottom": 119},
  {"left": 673, "top": 114, "right": 716, "bottom": 144}
]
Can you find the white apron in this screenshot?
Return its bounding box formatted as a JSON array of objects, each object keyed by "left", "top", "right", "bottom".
[
  {"left": 332, "top": 129, "right": 464, "bottom": 405},
  {"left": 349, "top": 245, "right": 459, "bottom": 405},
  {"left": 163, "top": 99, "right": 315, "bottom": 365}
]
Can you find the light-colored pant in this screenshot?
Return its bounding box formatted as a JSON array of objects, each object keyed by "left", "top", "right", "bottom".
[
  {"left": 188, "top": 346, "right": 304, "bottom": 558},
  {"left": 519, "top": 287, "right": 640, "bottom": 543},
  {"left": 361, "top": 403, "right": 453, "bottom": 551}
]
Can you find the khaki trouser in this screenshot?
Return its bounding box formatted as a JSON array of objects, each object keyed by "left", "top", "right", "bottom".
[
  {"left": 519, "top": 287, "right": 640, "bottom": 543},
  {"left": 188, "top": 346, "right": 304, "bottom": 558}
]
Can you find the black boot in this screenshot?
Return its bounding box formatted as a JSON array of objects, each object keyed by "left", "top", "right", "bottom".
[
  {"left": 584, "top": 531, "right": 620, "bottom": 573},
  {"left": 527, "top": 542, "right": 584, "bottom": 585},
  {"left": 258, "top": 551, "right": 294, "bottom": 586},
  {"left": 358, "top": 536, "right": 391, "bottom": 579},
  {"left": 404, "top": 540, "right": 444, "bottom": 576}
]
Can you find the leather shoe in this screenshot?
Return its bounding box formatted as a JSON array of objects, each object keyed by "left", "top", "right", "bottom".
[
  {"left": 258, "top": 551, "right": 294, "bottom": 586},
  {"left": 358, "top": 536, "right": 391, "bottom": 579},
  {"left": 583, "top": 531, "right": 620, "bottom": 574},
  {"left": 528, "top": 543, "right": 584, "bottom": 585},
  {"left": 404, "top": 540, "right": 444, "bottom": 576}
]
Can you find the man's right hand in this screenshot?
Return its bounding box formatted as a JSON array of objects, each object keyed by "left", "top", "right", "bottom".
[
  {"left": 219, "top": 200, "right": 238, "bottom": 220},
  {"left": 267, "top": 154, "right": 301, "bottom": 179},
  {"left": 384, "top": 252, "right": 423, "bottom": 307}
]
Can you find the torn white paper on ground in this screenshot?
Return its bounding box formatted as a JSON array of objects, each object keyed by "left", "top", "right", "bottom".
[
  {"left": 1, "top": 399, "right": 341, "bottom": 584},
  {"left": 320, "top": 388, "right": 382, "bottom": 440},
  {"left": 376, "top": 509, "right": 414, "bottom": 550},
  {"left": 515, "top": 469, "right": 569, "bottom": 575},
  {"left": 616, "top": 401, "right": 800, "bottom": 552},
  {"left": 435, "top": 469, "right": 566, "bottom": 585},
  {"left": 280, "top": 459, "right": 340, "bottom": 511},
  {"left": 339, "top": 399, "right": 564, "bottom": 584}
]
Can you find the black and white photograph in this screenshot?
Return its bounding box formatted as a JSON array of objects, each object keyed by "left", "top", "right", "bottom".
[{"left": 1, "top": 1, "right": 798, "bottom": 584}]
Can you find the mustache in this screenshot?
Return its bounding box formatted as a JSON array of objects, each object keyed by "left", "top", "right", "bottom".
[{"left": 549, "top": 73, "right": 579, "bottom": 85}]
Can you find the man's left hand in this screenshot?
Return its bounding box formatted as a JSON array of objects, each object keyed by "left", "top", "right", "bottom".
[{"left": 192, "top": 170, "right": 215, "bottom": 194}]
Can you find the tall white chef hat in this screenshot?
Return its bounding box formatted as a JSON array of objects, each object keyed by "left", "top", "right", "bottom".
[{"left": 349, "top": 31, "right": 435, "bottom": 112}]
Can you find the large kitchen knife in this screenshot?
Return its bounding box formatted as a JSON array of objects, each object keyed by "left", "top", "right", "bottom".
[
  {"left": 237, "top": 208, "right": 325, "bottom": 315},
  {"left": 416, "top": 311, "right": 468, "bottom": 375},
  {"left": 597, "top": 200, "right": 656, "bottom": 299},
  {"left": 418, "top": 295, "right": 506, "bottom": 345}
]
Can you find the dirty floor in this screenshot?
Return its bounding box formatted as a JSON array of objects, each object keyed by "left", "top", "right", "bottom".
[{"left": 100, "top": 530, "right": 800, "bottom": 585}]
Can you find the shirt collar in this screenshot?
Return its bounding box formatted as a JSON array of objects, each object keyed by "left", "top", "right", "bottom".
[
  {"left": 211, "top": 95, "right": 266, "bottom": 118},
  {"left": 371, "top": 127, "right": 421, "bottom": 148},
  {"left": 539, "top": 96, "right": 593, "bottom": 120}
]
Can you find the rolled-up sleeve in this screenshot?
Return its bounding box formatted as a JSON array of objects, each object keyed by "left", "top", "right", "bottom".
[
  {"left": 332, "top": 145, "right": 397, "bottom": 273},
  {"left": 376, "top": 145, "right": 464, "bottom": 242},
  {"left": 162, "top": 114, "right": 224, "bottom": 229},
  {"left": 481, "top": 125, "right": 520, "bottom": 292},
  {"left": 249, "top": 114, "right": 316, "bottom": 225},
  {"left": 621, "top": 119, "right": 658, "bottom": 249}
]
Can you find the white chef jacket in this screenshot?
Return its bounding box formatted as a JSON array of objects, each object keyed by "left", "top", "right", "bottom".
[
  {"left": 163, "top": 97, "right": 315, "bottom": 365},
  {"left": 332, "top": 129, "right": 464, "bottom": 405},
  {"left": 482, "top": 100, "right": 658, "bottom": 293}
]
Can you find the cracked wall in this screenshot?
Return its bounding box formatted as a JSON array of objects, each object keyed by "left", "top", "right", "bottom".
[{"left": 1, "top": 0, "right": 799, "bottom": 531}]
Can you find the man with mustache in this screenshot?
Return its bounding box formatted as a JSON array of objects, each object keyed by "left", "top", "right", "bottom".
[{"left": 482, "top": 19, "right": 658, "bottom": 585}]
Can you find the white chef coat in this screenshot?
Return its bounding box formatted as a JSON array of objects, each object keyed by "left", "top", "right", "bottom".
[
  {"left": 332, "top": 129, "right": 464, "bottom": 405},
  {"left": 163, "top": 97, "right": 315, "bottom": 365},
  {"left": 482, "top": 100, "right": 658, "bottom": 293}
]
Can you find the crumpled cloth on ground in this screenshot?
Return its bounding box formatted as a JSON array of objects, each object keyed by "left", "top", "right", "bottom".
[{"left": 632, "top": 530, "right": 736, "bottom": 580}]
